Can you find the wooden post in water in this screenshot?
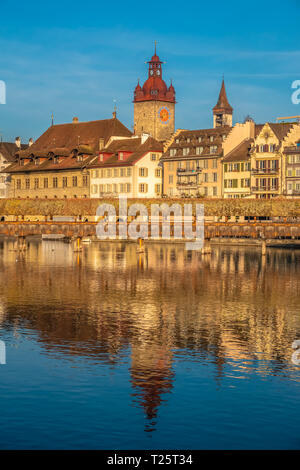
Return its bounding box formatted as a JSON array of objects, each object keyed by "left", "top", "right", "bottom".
[
  {"left": 201, "top": 239, "right": 212, "bottom": 255},
  {"left": 137, "top": 237, "right": 145, "bottom": 253},
  {"left": 73, "top": 236, "right": 82, "bottom": 252},
  {"left": 17, "top": 236, "right": 27, "bottom": 252},
  {"left": 261, "top": 239, "right": 267, "bottom": 256}
]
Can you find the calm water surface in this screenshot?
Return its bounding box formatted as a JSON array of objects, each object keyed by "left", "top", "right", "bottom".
[{"left": 0, "top": 238, "right": 300, "bottom": 449}]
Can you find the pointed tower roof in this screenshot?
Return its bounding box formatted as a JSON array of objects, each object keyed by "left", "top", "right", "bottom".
[{"left": 213, "top": 79, "right": 233, "bottom": 114}]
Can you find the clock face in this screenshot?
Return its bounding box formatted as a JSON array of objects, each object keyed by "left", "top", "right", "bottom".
[
  {"left": 158, "top": 106, "right": 171, "bottom": 124},
  {"left": 150, "top": 70, "right": 154, "bottom": 76},
  {"left": 156, "top": 69, "right": 160, "bottom": 76}
]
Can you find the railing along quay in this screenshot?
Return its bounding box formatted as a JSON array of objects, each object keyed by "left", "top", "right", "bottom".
[{"left": 1, "top": 221, "right": 300, "bottom": 240}]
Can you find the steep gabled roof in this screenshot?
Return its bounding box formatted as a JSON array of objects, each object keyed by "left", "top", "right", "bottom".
[
  {"left": 267, "top": 122, "right": 296, "bottom": 141},
  {"left": 91, "top": 136, "right": 163, "bottom": 167},
  {"left": 0, "top": 142, "right": 28, "bottom": 162},
  {"left": 223, "top": 138, "right": 253, "bottom": 163},
  {"left": 16, "top": 118, "right": 132, "bottom": 158}
]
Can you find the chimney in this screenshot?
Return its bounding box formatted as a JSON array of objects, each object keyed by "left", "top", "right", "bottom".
[
  {"left": 15, "top": 137, "right": 21, "bottom": 148},
  {"left": 112, "top": 110, "right": 117, "bottom": 119},
  {"left": 28, "top": 138, "right": 34, "bottom": 147},
  {"left": 72, "top": 117, "right": 79, "bottom": 123},
  {"left": 99, "top": 138, "right": 104, "bottom": 150}
]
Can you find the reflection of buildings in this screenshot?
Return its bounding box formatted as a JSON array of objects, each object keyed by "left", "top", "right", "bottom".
[{"left": 0, "top": 240, "right": 300, "bottom": 430}]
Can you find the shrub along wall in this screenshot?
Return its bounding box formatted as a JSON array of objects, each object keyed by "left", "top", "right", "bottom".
[{"left": 0, "top": 198, "right": 300, "bottom": 217}]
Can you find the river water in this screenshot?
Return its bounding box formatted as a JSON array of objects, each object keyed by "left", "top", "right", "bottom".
[{"left": 0, "top": 238, "right": 299, "bottom": 449}]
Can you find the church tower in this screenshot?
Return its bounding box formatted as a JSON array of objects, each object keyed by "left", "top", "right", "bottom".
[
  {"left": 213, "top": 79, "right": 233, "bottom": 128},
  {"left": 133, "top": 45, "right": 175, "bottom": 141}
]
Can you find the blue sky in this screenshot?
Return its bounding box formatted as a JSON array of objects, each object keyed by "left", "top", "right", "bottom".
[{"left": 0, "top": 0, "right": 300, "bottom": 143}]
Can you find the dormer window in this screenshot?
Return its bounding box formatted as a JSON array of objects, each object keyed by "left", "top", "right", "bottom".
[
  {"left": 54, "top": 156, "right": 59, "bottom": 164},
  {"left": 77, "top": 155, "right": 83, "bottom": 162},
  {"left": 35, "top": 158, "right": 40, "bottom": 165},
  {"left": 175, "top": 138, "right": 179, "bottom": 143},
  {"left": 210, "top": 136, "right": 214, "bottom": 142},
  {"left": 100, "top": 153, "right": 104, "bottom": 162},
  {"left": 187, "top": 138, "right": 191, "bottom": 143},
  {"left": 119, "top": 152, "right": 124, "bottom": 161},
  {"left": 198, "top": 137, "right": 202, "bottom": 143},
  {"left": 183, "top": 148, "right": 190, "bottom": 156}
]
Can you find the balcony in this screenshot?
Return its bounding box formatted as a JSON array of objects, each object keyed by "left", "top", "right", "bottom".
[
  {"left": 284, "top": 145, "right": 300, "bottom": 154},
  {"left": 176, "top": 181, "right": 199, "bottom": 189},
  {"left": 251, "top": 186, "right": 279, "bottom": 192},
  {"left": 177, "top": 167, "right": 202, "bottom": 176},
  {"left": 252, "top": 168, "right": 279, "bottom": 175}
]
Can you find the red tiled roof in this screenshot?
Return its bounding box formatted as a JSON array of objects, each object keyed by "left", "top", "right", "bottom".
[
  {"left": 222, "top": 138, "right": 253, "bottom": 162},
  {"left": 0, "top": 142, "right": 28, "bottom": 162},
  {"left": 16, "top": 118, "right": 132, "bottom": 159}
]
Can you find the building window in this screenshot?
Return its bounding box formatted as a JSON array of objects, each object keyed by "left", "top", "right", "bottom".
[
  {"left": 183, "top": 148, "right": 190, "bottom": 156},
  {"left": 139, "top": 183, "right": 148, "bottom": 193},
  {"left": 210, "top": 145, "right": 218, "bottom": 154},
  {"left": 169, "top": 175, "right": 173, "bottom": 184},
  {"left": 119, "top": 152, "right": 124, "bottom": 160},
  {"left": 73, "top": 176, "right": 77, "bottom": 187},
  {"left": 43, "top": 178, "right": 48, "bottom": 189},
  {"left": 170, "top": 148, "right": 177, "bottom": 157},
  {"left": 198, "top": 136, "right": 202, "bottom": 143},
  {"left": 212, "top": 159, "right": 217, "bottom": 168},
  {"left": 213, "top": 186, "right": 217, "bottom": 196},
  {"left": 213, "top": 172, "right": 217, "bottom": 182},
  {"left": 34, "top": 178, "right": 39, "bottom": 189},
  {"left": 204, "top": 187, "right": 208, "bottom": 196},
  {"left": 25, "top": 178, "right": 30, "bottom": 189},
  {"left": 196, "top": 146, "right": 203, "bottom": 155},
  {"left": 127, "top": 168, "right": 132, "bottom": 177},
  {"left": 16, "top": 179, "right": 21, "bottom": 189},
  {"left": 210, "top": 135, "right": 214, "bottom": 142},
  {"left": 53, "top": 177, "right": 58, "bottom": 188},
  {"left": 155, "top": 168, "right": 161, "bottom": 177},
  {"left": 62, "top": 177, "right": 68, "bottom": 188},
  {"left": 83, "top": 175, "right": 88, "bottom": 187},
  {"left": 151, "top": 154, "right": 156, "bottom": 161},
  {"left": 126, "top": 183, "right": 131, "bottom": 193},
  {"left": 113, "top": 168, "right": 118, "bottom": 177},
  {"left": 155, "top": 184, "right": 161, "bottom": 193},
  {"left": 204, "top": 173, "right": 208, "bottom": 182},
  {"left": 139, "top": 167, "right": 148, "bottom": 177},
  {"left": 92, "top": 184, "right": 98, "bottom": 194}
]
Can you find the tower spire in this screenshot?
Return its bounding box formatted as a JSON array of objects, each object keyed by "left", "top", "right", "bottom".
[{"left": 212, "top": 78, "right": 233, "bottom": 128}]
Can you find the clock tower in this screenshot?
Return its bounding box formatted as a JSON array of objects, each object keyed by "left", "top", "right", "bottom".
[{"left": 133, "top": 45, "right": 175, "bottom": 141}]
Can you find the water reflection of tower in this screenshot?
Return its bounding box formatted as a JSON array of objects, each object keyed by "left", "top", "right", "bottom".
[{"left": 130, "top": 340, "right": 174, "bottom": 432}]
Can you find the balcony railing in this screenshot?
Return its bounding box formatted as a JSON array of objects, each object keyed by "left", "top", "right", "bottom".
[
  {"left": 177, "top": 167, "right": 202, "bottom": 176},
  {"left": 251, "top": 186, "right": 279, "bottom": 192},
  {"left": 176, "top": 181, "right": 199, "bottom": 189},
  {"left": 252, "top": 168, "right": 279, "bottom": 175}
]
